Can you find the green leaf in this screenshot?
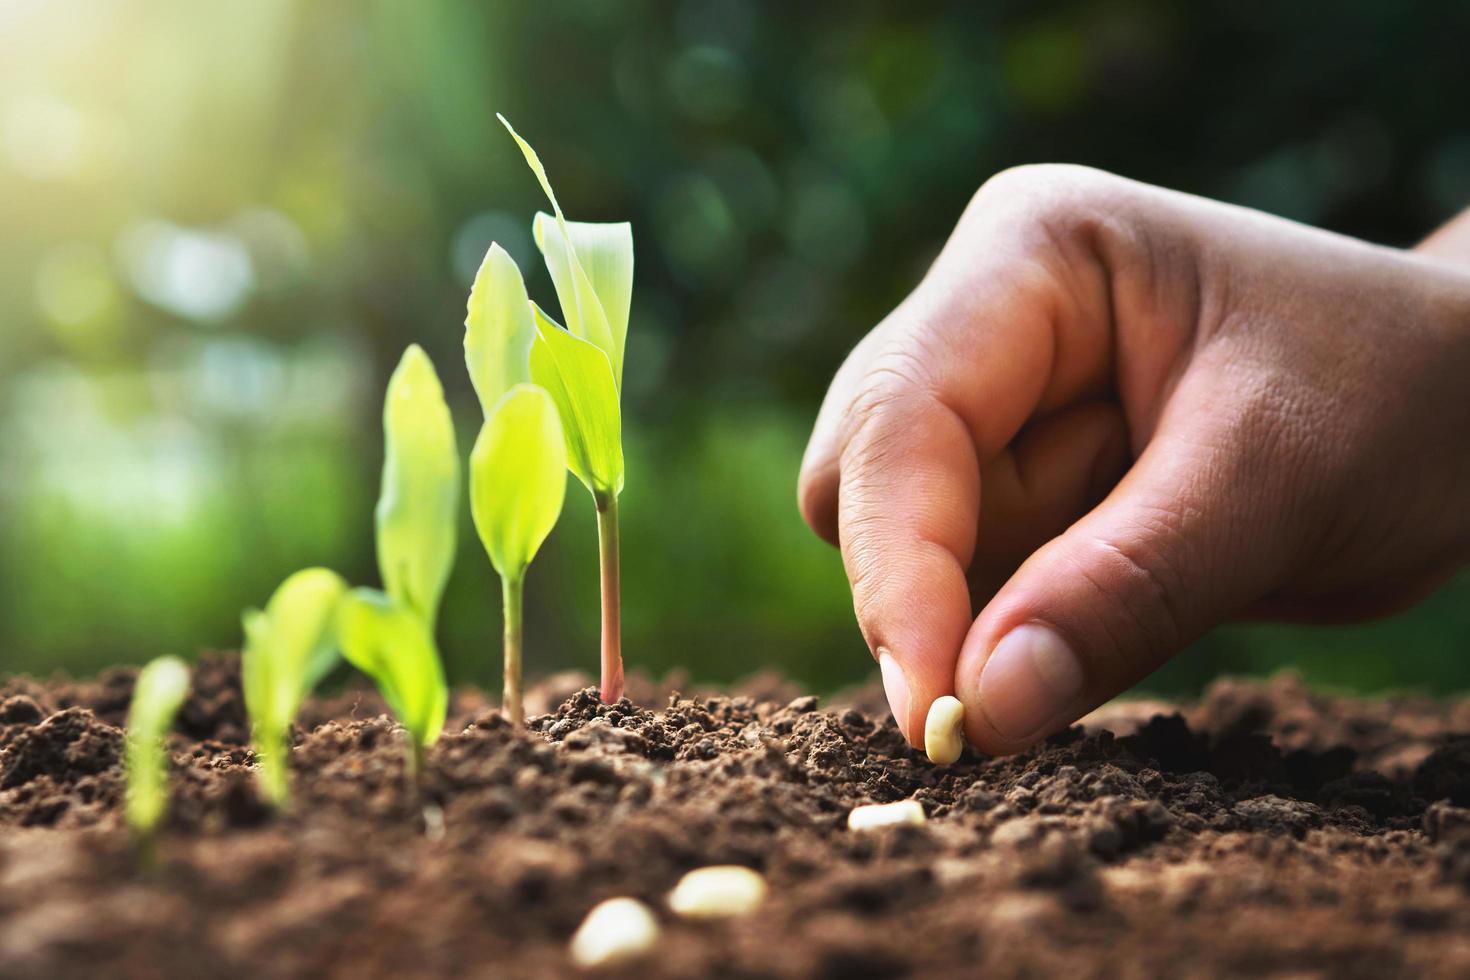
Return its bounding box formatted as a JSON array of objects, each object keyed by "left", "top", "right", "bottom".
[
  {"left": 470, "top": 384, "right": 567, "bottom": 578},
  {"left": 376, "top": 345, "right": 459, "bottom": 630},
  {"left": 533, "top": 213, "right": 633, "bottom": 384},
  {"left": 497, "top": 114, "right": 618, "bottom": 369},
  {"left": 124, "top": 655, "right": 191, "bottom": 835},
  {"left": 529, "top": 304, "right": 625, "bottom": 500},
  {"left": 464, "top": 243, "right": 537, "bottom": 418},
  {"left": 335, "top": 587, "right": 448, "bottom": 751},
  {"left": 240, "top": 567, "right": 347, "bottom": 806}
]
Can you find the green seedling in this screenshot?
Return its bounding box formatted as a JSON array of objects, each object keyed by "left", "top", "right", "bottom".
[
  {"left": 499, "top": 114, "right": 631, "bottom": 703},
  {"left": 465, "top": 244, "right": 569, "bottom": 725},
  {"left": 336, "top": 587, "right": 448, "bottom": 777},
  {"left": 124, "top": 654, "right": 191, "bottom": 845},
  {"left": 377, "top": 344, "right": 460, "bottom": 632},
  {"left": 241, "top": 567, "right": 347, "bottom": 807}
]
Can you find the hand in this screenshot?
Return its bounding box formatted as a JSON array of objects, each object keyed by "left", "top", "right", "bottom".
[{"left": 798, "top": 165, "right": 1470, "bottom": 755}]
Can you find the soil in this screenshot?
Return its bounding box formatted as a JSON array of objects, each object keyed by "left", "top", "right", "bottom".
[{"left": 5, "top": 655, "right": 1470, "bottom": 979}]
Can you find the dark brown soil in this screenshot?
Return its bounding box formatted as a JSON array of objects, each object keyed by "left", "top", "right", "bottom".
[{"left": 4, "top": 656, "right": 1470, "bottom": 979}]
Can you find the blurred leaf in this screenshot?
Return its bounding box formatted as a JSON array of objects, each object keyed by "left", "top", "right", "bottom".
[
  {"left": 470, "top": 384, "right": 567, "bottom": 578},
  {"left": 336, "top": 587, "right": 448, "bottom": 750},
  {"left": 533, "top": 212, "right": 633, "bottom": 384},
  {"left": 529, "top": 304, "right": 624, "bottom": 500},
  {"left": 124, "top": 655, "right": 191, "bottom": 835},
  {"left": 497, "top": 114, "right": 618, "bottom": 372},
  {"left": 240, "top": 567, "right": 347, "bottom": 805},
  {"left": 376, "top": 345, "right": 459, "bottom": 630},
  {"left": 464, "top": 243, "right": 537, "bottom": 418}
]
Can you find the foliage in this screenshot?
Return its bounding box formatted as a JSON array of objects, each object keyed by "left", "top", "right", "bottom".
[
  {"left": 241, "top": 567, "right": 347, "bottom": 806},
  {"left": 376, "top": 345, "right": 460, "bottom": 632},
  {"left": 124, "top": 655, "right": 191, "bottom": 837},
  {"left": 336, "top": 587, "right": 449, "bottom": 771}
]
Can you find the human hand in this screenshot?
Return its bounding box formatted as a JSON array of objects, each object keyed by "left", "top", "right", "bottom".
[{"left": 798, "top": 165, "right": 1470, "bottom": 754}]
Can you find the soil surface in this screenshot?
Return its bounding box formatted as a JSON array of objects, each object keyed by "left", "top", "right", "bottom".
[{"left": 5, "top": 656, "right": 1470, "bottom": 978}]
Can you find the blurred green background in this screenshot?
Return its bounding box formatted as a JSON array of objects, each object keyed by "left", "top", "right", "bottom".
[{"left": 3, "top": 0, "right": 1469, "bottom": 697}]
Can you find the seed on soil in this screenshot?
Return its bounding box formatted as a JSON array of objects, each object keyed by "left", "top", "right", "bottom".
[
  {"left": 924, "top": 695, "right": 966, "bottom": 764},
  {"left": 668, "top": 865, "right": 768, "bottom": 919},
  {"left": 847, "top": 798, "right": 926, "bottom": 831},
  {"left": 569, "top": 897, "right": 661, "bottom": 968}
]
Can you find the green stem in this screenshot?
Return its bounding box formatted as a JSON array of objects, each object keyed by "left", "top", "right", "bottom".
[
  {"left": 595, "top": 494, "right": 624, "bottom": 703},
  {"left": 502, "top": 574, "right": 525, "bottom": 726},
  {"left": 259, "top": 729, "right": 290, "bottom": 809}
]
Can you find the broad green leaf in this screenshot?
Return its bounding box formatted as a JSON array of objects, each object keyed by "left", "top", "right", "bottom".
[
  {"left": 125, "top": 655, "right": 191, "bottom": 835},
  {"left": 529, "top": 304, "right": 625, "bottom": 499},
  {"left": 470, "top": 384, "right": 567, "bottom": 578},
  {"left": 497, "top": 114, "right": 617, "bottom": 366},
  {"left": 335, "top": 587, "right": 448, "bottom": 750},
  {"left": 534, "top": 213, "right": 633, "bottom": 384},
  {"left": 376, "top": 345, "right": 459, "bottom": 630},
  {"left": 241, "top": 568, "right": 346, "bottom": 805},
  {"left": 464, "top": 243, "right": 537, "bottom": 418}
]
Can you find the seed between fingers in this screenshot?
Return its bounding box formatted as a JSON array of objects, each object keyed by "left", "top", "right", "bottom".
[{"left": 925, "top": 695, "right": 966, "bottom": 764}]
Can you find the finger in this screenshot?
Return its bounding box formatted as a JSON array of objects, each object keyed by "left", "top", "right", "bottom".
[
  {"left": 967, "top": 402, "right": 1130, "bottom": 603},
  {"left": 955, "top": 381, "right": 1299, "bottom": 754}
]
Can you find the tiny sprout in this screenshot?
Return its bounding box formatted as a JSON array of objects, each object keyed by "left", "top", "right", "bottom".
[
  {"left": 923, "top": 695, "right": 966, "bottom": 765},
  {"left": 124, "top": 655, "right": 191, "bottom": 840},
  {"left": 464, "top": 244, "right": 569, "bottom": 726},
  {"left": 847, "top": 799, "right": 927, "bottom": 832},
  {"left": 377, "top": 344, "right": 460, "bottom": 632},
  {"left": 500, "top": 114, "right": 631, "bottom": 704},
  {"left": 569, "top": 897, "right": 660, "bottom": 969},
  {"left": 335, "top": 587, "right": 448, "bottom": 778},
  {"left": 667, "top": 866, "right": 768, "bottom": 919},
  {"left": 241, "top": 567, "right": 347, "bottom": 807}
]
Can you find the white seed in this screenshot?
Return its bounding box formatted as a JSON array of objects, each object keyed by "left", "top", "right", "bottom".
[
  {"left": 569, "top": 897, "right": 660, "bottom": 969},
  {"left": 847, "top": 798, "right": 927, "bottom": 831},
  {"left": 668, "top": 865, "right": 768, "bottom": 919},
  {"left": 924, "top": 695, "right": 966, "bottom": 764}
]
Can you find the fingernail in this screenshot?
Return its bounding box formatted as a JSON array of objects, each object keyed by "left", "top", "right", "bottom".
[
  {"left": 877, "top": 649, "right": 912, "bottom": 739},
  {"left": 976, "top": 624, "right": 1084, "bottom": 742}
]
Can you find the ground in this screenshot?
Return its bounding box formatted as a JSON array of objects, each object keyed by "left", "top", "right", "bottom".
[{"left": 4, "top": 655, "right": 1470, "bottom": 978}]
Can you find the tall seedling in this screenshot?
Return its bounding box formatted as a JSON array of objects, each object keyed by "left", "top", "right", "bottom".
[
  {"left": 241, "top": 567, "right": 347, "bottom": 807},
  {"left": 499, "top": 115, "right": 631, "bottom": 702},
  {"left": 339, "top": 345, "right": 455, "bottom": 775},
  {"left": 465, "top": 246, "right": 568, "bottom": 724}
]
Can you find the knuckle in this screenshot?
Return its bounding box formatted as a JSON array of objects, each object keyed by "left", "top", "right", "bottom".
[
  {"left": 970, "top": 163, "right": 1116, "bottom": 230},
  {"left": 1073, "top": 518, "right": 1190, "bottom": 670}
]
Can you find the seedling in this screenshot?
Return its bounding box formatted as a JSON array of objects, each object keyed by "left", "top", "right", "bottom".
[
  {"left": 336, "top": 587, "right": 448, "bottom": 777},
  {"left": 377, "top": 344, "right": 460, "bottom": 631},
  {"left": 499, "top": 114, "right": 631, "bottom": 703},
  {"left": 464, "top": 245, "right": 569, "bottom": 726},
  {"left": 241, "top": 567, "right": 348, "bottom": 807},
  {"left": 124, "top": 654, "right": 191, "bottom": 847}
]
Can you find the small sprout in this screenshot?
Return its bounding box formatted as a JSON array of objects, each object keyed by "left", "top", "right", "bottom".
[
  {"left": 924, "top": 695, "right": 966, "bottom": 765},
  {"left": 569, "top": 897, "right": 660, "bottom": 969},
  {"left": 124, "top": 655, "right": 191, "bottom": 839},
  {"left": 376, "top": 344, "right": 460, "bottom": 632},
  {"left": 500, "top": 114, "right": 631, "bottom": 704},
  {"left": 241, "top": 567, "right": 348, "bottom": 807},
  {"left": 464, "top": 244, "right": 569, "bottom": 726},
  {"left": 667, "top": 865, "right": 768, "bottom": 920},
  {"left": 335, "top": 587, "right": 448, "bottom": 778},
  {"left": 847, "top": 799, "right": 927, "bottom": 832}
]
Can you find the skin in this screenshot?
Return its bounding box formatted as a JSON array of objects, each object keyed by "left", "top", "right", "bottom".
[{"left": 798, "top": 165, "right": 1470, "bottom": 755}]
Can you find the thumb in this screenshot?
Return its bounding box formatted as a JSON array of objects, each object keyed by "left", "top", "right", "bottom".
[{"left": 955, "top": 389, "right": 1300, "bottom": 754}]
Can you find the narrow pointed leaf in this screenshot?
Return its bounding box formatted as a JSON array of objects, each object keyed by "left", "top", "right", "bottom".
[
  {"left": 471, "top": 384, "right": 568, "bottom": 578},
  {"left": 464, "top": 243, "right": 537, "bottom": 418},
  {"left": 529, "top": 304, "right": 624, "bottom": 499},
  {"left": 336, "top": 588, "right": 448, "bottom": 749},
  {"left": 125, "top": 655, "right": 191, "bottom": 834},
  {"left": 534, "top": 213, "right": 632, "bottom": 383},
  {"left": 497, "top": 114, "right": 617, "bottom": 362},
  {"left": 376, "top": 345, "right": 459, "bottom": 630}
]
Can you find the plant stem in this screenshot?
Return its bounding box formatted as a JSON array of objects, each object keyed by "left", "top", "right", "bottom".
[
  {"left": 259, "top": 730, "right": 289, "bottom": 809},
  {"left": 595, "top": 493, "right": 624, "bottom": 703},
  {"left": 502, "top": 573, "right": 525, "bottom": 726}
]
